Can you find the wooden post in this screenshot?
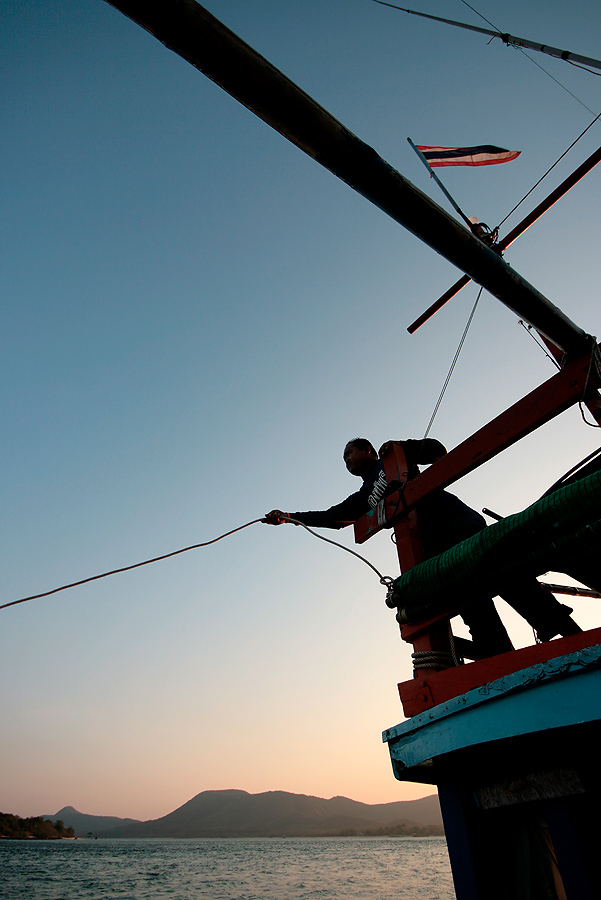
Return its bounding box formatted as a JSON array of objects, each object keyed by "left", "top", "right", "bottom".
[{"left": 381, "top": 443, "right": 455, "bottom": 678}]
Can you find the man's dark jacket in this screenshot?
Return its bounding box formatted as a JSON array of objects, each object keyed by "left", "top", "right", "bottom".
[{"left": 291, "top": 439, "right": 486, "bottom": 555}]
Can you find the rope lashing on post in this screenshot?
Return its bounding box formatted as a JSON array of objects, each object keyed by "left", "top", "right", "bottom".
[
  {"left": 411, "top": 649, "right": 457, "bottom": 669},
  {"left": 0, "top": 516, "right": 393, "bottom": 613}
]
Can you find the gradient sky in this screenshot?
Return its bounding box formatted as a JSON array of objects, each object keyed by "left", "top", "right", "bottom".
[{"left": 2, "top": 0, "right": 601, "bottom": 820}]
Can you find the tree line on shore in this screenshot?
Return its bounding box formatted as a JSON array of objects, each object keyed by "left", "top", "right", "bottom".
[{"left": 0, "top": 813, "right": 75, "bottom": 840}]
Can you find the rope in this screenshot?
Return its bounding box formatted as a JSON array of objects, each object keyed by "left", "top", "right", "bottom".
[
  {"left": 1, "top": 516, "right": 393, "bottom": 613},
  {"left": 448, "top": 620, "right": 460, "bottom": 666},
  {"left": 579, "top": 340, "right": 601, "bottom": 428},
  {"left": 411, "top": 649, "right": 456, "bottom": 669},
  {"left": 423, "top": 288, "right": 482, "bottom": 439},
  {"left": 284, "top": 517, "right": 393, "bottom": 586},
  {"left": 458, "top": 0, "right": 598, "bottom": 111},
  {"left": 0, "top": 520, "right": 265, "bottom": 612}
]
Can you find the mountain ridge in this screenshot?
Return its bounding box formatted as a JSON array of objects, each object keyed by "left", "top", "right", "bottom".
[
  {"left": 54, "top": 790, "right": 443, "bottom": 838},
  {"left": 39, "top": 805, "right": 141, "bottom": 836}
]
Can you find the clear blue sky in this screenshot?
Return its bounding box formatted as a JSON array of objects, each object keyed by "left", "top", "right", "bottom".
[{"left": 2, "top": 0, "right": 600, "bottom": 819}]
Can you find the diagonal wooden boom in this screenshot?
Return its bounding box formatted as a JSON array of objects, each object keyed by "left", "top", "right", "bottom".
[{"left": 103, "top": 0, "right": 593, "bottom": 358}]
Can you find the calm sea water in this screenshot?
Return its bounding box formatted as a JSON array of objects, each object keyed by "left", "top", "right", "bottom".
[{"left": 1, "top": 837, "right": 454, "bottom": 900}]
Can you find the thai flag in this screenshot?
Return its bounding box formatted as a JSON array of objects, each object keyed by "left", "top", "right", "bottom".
[{"left": 416, "top": 145, "right": 521, "bottom": 167}]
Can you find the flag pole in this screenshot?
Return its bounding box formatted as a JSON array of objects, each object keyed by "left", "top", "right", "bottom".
[
  {"left": 407, "top": 142, "right": 601, "bottom": 334},
  {"left": 407, "top": 138, "right": 474, "bottom": 231}
]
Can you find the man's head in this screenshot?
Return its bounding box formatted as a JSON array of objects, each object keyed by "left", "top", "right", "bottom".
[{"left": 343, "top": 438, "right": 377, "bottom": 478}]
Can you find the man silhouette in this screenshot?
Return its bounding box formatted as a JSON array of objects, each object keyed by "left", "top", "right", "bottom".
[{"left": 265, "top": 437, "right": 580, "bottom": 656}]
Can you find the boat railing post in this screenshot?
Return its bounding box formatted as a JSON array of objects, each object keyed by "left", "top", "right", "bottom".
[{"left": 381, "top": 442, "right": 456, "bottom": 676}]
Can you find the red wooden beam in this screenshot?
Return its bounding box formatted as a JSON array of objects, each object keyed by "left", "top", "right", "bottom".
[
  {"left": 354, "top": 349, "right": 599, "bottom": 544},
  {"left": 379, "top": 446, "right": 458, "bottom": 672},
  {"left": 399, "top": 626, "right": 601, "bottom": 717}
]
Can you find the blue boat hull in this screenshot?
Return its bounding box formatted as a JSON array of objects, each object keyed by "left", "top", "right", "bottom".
[{"left": 383, "top": 645, "right": 601, "bottom": 898}]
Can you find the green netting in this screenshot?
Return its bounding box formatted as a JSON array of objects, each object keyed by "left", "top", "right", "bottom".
[{"left": 391, "top": 468, "right": 601, "bottom": 623}]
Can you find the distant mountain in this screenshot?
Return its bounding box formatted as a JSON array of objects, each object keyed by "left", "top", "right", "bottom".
[
  {"left": 41, "top": 806, "right": 141, "bottom": 838},
  {"left": 96, "top": 790, "right": 443, "bottom": 838}
]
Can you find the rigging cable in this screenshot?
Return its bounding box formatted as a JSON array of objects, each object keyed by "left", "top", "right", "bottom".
[
  {"left": 518, "top": 320, "right": 561, "bottom": 369},
  {"left": 510, "top": 47, "right": 596, "bottom": 116},
  {"left": 455, "top": 0, "right": 601, "bottom": 230},
  {"left": 495, "top": 111, "right": 601, "bottom": 230},
  {"left": 578, "top": 342, "right": 601, "bottom": 428},
  {"left": 457, "top": 0, "right": 598, "bottom": 110},
  {"left": 372, "top": 2, "right": 601, "bottom": 237},
  {"left": 423, "top": 288, "right": 482, "bottom": 439},
  {"left": 0, "top": 518, "right": 392, "bottom": 613},
  {"left": 517, "top": 323, "right": 600, "bottom": 428}
]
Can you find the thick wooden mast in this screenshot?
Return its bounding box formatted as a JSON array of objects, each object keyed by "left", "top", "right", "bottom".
[{"left": 104, "top": 0, "right": 593, "bottom": 358}]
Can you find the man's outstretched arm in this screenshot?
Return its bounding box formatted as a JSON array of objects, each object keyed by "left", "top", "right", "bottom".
[{"left": 263, "top": 491, "right": 367, "bottom": 529}]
